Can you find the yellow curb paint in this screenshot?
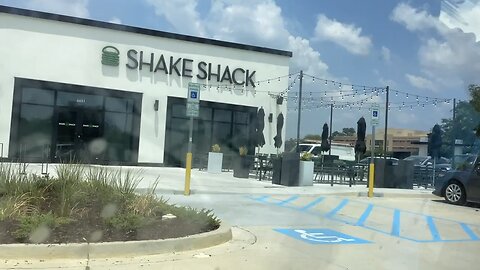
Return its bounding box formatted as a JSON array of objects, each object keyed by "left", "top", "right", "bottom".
[
  {"left": 184, "top": 152, "right": 192, "bottom": 196},
  {"left": 368, "top": 163, "right": 375, "bottom": 198}
]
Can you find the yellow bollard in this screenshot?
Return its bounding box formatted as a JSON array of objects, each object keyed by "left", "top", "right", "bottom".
[
  {"left": 184, "top": 152, "right": 192, "bottom": 196},
  {"left": 368, "top": 163, "right": 375, "bottom": 198}
]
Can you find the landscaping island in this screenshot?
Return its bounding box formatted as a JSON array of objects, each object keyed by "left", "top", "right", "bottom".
[{"left": 0, "top": 164, "right": 219, "bottom": 244}]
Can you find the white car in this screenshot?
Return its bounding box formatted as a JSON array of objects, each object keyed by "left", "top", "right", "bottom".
[{"left": 294, "top": 143, "right": 356, "bottom": 161}]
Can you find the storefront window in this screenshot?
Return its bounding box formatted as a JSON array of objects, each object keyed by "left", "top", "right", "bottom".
[
  {"left": 11, "top": 79, "right": 141, "bottom": 163},
  {"left": 213, "top": 109, "right": 232, "bottom": 122},
  {"left": 104, "top": 112, "right": 133, "bottom": 161},
  {"left": 18, "top": 104, "right": 53, "bottom": 160},
  {"left": 165, "top": 97, "right": 256, "bottom": 167},
  {"left": 105, "top": 96, "right": 134, "bottom": 113},
  {"left": 22, "top": 88, "right": 54, "bottom": 105},
  {"left": 57, "top": 91, "right": 103, "bottom": 109}
]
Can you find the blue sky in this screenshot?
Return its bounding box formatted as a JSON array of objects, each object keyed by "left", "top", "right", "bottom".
[{"left": 1, "top": 0, "right": 479, "bottom": 139}]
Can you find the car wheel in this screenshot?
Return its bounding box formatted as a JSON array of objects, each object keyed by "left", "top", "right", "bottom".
[{"left": 444, "top": 181, "right": 466, "bottom": 205}]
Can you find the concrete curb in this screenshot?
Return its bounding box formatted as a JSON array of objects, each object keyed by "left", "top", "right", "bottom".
[
  {"left": 153, "top": 188, "right": 436, "bottom": 199},
  {"left": 0, "top": 223, "right": 232, "bottom": 259}
]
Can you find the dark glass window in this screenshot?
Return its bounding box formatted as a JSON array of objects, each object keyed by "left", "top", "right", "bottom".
[
  {"left": 194, "top": 120, "right": 212, "bottom": 153},
  {"left": 232, "top": 124, "right": 249, "bottom": 148},
  {"left": 105, "top": 96, "right": 134, "bottom": 113},
  {"left": 170, "top": 118, "right": 189, "bottom": 131},
  {"left": 104, "top": 112, "right": 133, "bottom": 162},
  {"left": 234, "top": 111, "right": 248, "bottom": 124},
  {"left": 214, "top": 109, "right": 232, "bottom": 122},
  {"left": 57, "top": 91, "right": 103, "bottom": 109},
  {"left": 22, "top": 88, "right": 54, "bottom": 105},
  {"left": 200, "top": 107, "right": 212, "bottom": 121},
  {"left": 18, "top": 104, "right": 54, "bottom": 159},
  {"left": 172, "top": 104, "right": 187, "bottom": 118},
  {"left": 213, "top": 122, "right": 232, "bottom": 154}
]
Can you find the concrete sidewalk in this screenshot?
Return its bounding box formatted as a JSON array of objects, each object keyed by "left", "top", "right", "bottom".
[{"left": 23, "top": 164, "right": 435, "bottom": 198}]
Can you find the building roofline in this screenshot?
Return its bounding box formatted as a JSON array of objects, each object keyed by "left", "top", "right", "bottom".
[{"left": 0, "top": 5, "right": 293, "bottom": 58}]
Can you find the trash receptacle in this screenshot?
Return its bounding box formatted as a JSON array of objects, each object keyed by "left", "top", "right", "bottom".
[
  {"left": 272, "top": 156, "right": 282, "bottom": 185},
  {"left": 280, "top": 152, "right": 300, "bottom": 186},
  {"left": 374, "top": 159, "right": 414, "bottom": 189}
]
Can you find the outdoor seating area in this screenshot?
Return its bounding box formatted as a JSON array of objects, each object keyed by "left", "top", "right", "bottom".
[{"left": 196, "top": 152, "right": 368, "bottom": 186}]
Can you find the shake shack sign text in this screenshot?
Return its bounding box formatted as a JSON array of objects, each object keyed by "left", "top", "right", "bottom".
[{"left": 102, "top": 46, "right": 257, "bottom": 87}]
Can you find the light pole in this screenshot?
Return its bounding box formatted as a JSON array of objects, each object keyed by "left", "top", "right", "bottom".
[{"left": 296, "top": 70, "right": 304, "bottom": 152}]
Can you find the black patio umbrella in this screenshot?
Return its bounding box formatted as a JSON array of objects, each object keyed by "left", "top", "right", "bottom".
[
  {"left": 355, "top": 117, "right": 367, "bottom": 159},
  {"left": 256, "top": 107, "right": 266, "bottom": 148},
  {"left": 273, "top": 113, "right": 284, "bottom": 148},
  {"left": 428, "top": 124, "right": 442, "bottom": 159},
  {"left": 321, "top": 123, "right": 330, "bottom": 152}
]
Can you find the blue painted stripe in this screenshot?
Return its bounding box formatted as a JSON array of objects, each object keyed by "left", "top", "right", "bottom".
[
  {"left": 426, "top": 216, "right": 441, "bottom": 241},
  {"left": 300, "top": 197, "right": 325, "bottom": 211},
  {"left": 276, "top": 195, "right": 299, "bottom": 206},
  {"left": 460, "top": 223, "right": 479, "bottom": 240},
  {"left": 356, "top": 204, "right": 374, "bottom": 226},
  {"left": 254, "top": 195, "right": 270, "bottom": 202},
  {"left": 391, "top": 209, "right": 400, "bottom": 236},
  {"left": 325, "top": 199, "right": 349, "bottom": 218}
]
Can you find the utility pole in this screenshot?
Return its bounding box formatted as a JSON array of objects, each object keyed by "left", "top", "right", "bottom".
[
  {"left": 296, "top": 70, "right": 303, "bottom": 152},
  {"left": 329, "top": 104, "right": 333, "bottom": 155},
  {"left": 384, "top": 86, "right": 389, "bottom": 158}
]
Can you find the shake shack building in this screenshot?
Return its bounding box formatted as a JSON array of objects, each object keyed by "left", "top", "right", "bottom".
[{"left": 0, "top": 6, "right": 291, "bottom": 166}]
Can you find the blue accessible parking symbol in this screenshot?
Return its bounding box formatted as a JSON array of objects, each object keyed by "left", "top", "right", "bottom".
[
  {"left": 274, "top": 229, "right": 371, "bottom": 245},
  {"left": 190, "top": 91, "right": 198, "bottom": 99}
]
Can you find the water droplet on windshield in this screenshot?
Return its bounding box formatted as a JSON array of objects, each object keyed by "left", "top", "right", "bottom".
[
  {"left": 29, "top": 225, "right": 51, "bottom": 243},
  {"left": 88, "top": 138, "right": 107, "bottom": 155},
  {"left": 101, "top": 203, "right": 118, "bottom": 219}
]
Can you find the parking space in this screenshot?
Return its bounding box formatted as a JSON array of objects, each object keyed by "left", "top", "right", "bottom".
[{"left": 250, "top": 195, "right": 480, "bottom": 243}]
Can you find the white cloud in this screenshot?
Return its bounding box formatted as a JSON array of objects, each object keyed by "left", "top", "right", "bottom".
[
  {"left": 390, "top": 2, "right": 440, "bottom": 32},
  {"left": 24, "top": 0, "right": 89, "bottom": 17},
  {"left": 378, "top": 78, "right": 397, "bottom": 88},
  {"left": 108, "top": 17, "right": 122, "bottom": 24},
  {"left": 405, "top": 74, "right": 436, "bottom": 91},
  {"left": 391, "top": 2, "right": 480, "bottom": 90},
  {"left": 288, "top": 36, "right": 329, "bottom": 77},
  {"left": 145, "top": 0, "right": 206, "bottom": 36},
  {"left": 145, "top": 0, "right": 332, "bottom": 79},
  {"left": 314, "top": 14, "right": 372, "bottom": 55},
  {"left": 381, "top": 46, "right": 391, "bottom": 63},
  {"left": 204, "top": 0, "right": 290, "bottom": 49},
  {"left": 440, "top": 0, "right": 480, "bottom": 42}
]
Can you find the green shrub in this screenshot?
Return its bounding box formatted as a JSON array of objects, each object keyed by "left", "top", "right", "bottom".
[
  {"left": 128, "top": 177, "right": 161, "bottom": 217},
  {"left": 0, "top": 194, "right": 39, "bottom": 221},
  {"left": 169, "top": 206, "right": 220, "bottom": 229},
  {"left": 211, "top": 144, "right": 221, "bottom": 153},
  {"left": 239, "top": 146, "right": 248, "bottom": 156},
  {"left": 111, "top": 168, "right": 143, "bottom": 196},
  {"left": 105, "top": 212, "right": 143, "bottom": 231},
  {"left": 301, "top": 152, "right": 313, "bottom": 161},
  {"left": 13, "top": 212, "right": 73, "bottom": 241}
]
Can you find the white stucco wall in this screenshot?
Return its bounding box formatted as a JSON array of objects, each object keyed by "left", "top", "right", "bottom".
[{"left": 0, "top": 12, "right": 290, "bottom": 163}]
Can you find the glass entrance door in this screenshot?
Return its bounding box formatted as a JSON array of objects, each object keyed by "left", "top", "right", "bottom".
[{"left": 55, "top": 108, "right": 103, "bottom": 162}]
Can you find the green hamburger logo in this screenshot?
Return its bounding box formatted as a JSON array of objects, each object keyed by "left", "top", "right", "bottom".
[{"left": 101, "top": 46, "right": 120, "bottom": 66}]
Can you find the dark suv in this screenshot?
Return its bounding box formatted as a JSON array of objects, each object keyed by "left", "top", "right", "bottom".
[{"left": 432, "top": 154, "right": 480, "bottom": 205}]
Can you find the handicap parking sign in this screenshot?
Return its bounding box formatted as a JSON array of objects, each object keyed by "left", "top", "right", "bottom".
[
  {"left": 190, "top": 91, "right": 198, "bottom": 99},
  {"left": 274, "top": 229, "right": 371, "bottom": 244}
]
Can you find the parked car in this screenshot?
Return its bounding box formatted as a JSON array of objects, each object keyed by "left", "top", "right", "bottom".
[
  {"left": 432, "top": 154, "right": 480, "bottom": 205},
  {"left": 358, "top": 157, "right": 399, "bottom": 165},
  {"left": 404, "top": 155, "right": 451, "bottom": 171},
  {"left": 292, "top": 143, "right": 356, "bottom": 161}
]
